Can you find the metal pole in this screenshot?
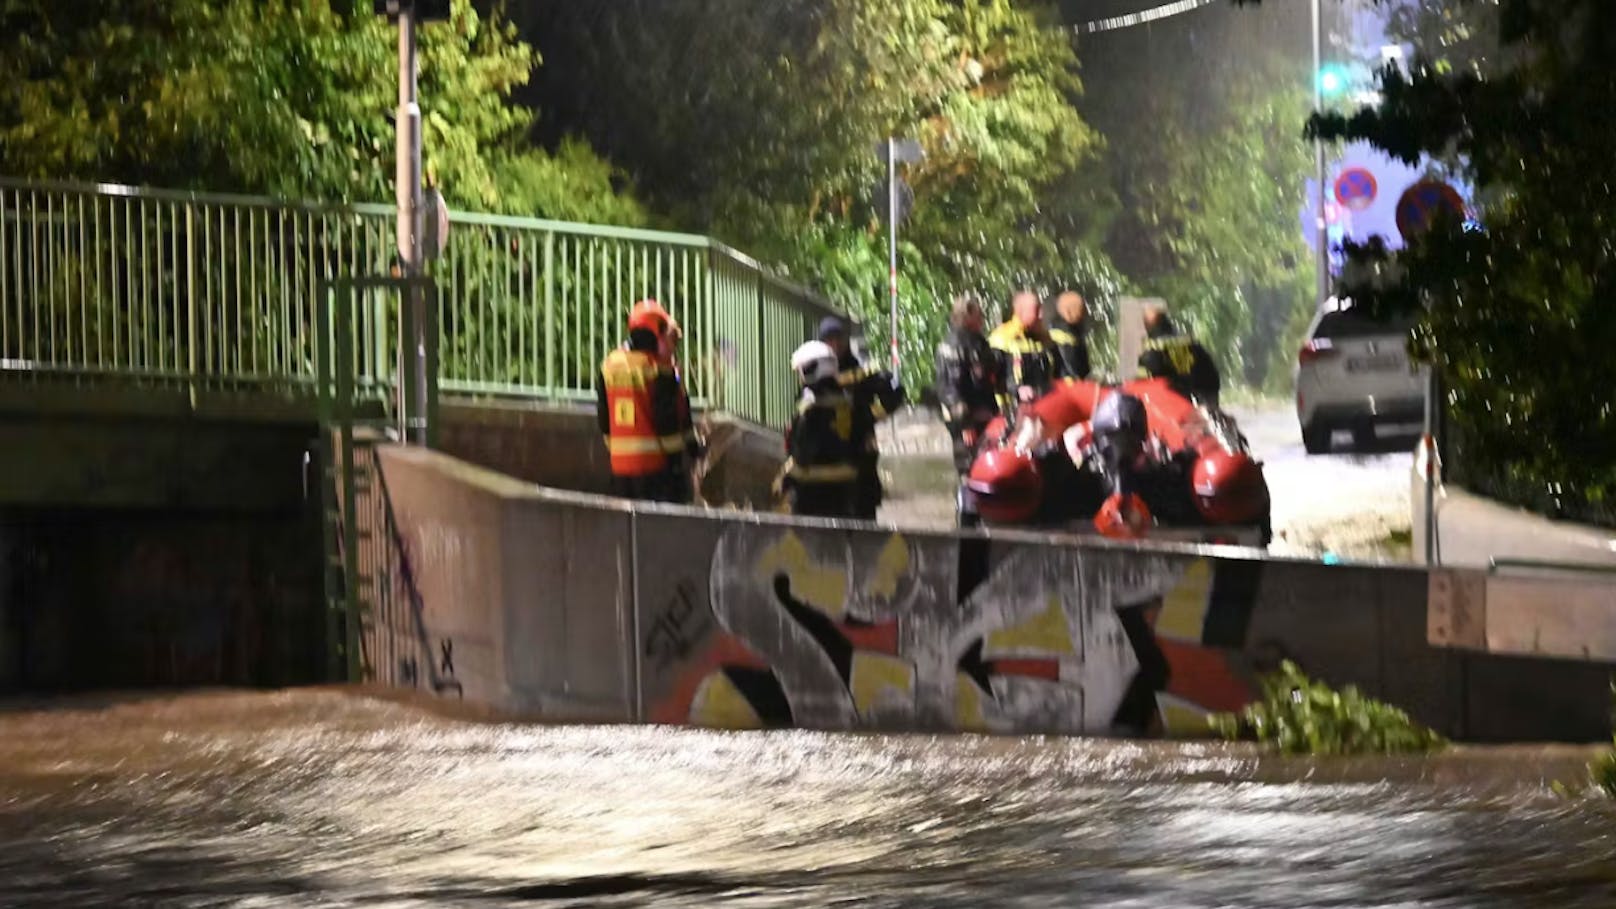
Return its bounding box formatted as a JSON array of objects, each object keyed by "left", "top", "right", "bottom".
[
  {"left": 396, "top": 7, "right": 427, "bottom": 445},
  {"left": 1423, "top": 363, "right": 1439, "bottom": 565},
  {"left": 887, "top": 137, "right": 900, "bottom": 378},
  {"left": 1312, "top": 0, "right": 1329, "bottom": 308}
]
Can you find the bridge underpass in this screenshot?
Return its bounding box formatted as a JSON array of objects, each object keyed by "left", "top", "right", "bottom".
[{"left": 0, "top": 177, "right": 829, "bottom": 693}]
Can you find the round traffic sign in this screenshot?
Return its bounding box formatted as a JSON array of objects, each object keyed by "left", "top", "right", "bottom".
[
  {"left": 1334, "top": 167, "right": 1378, "bottom": 212},
  {"left": 1395, "top": 180, "right": 1465, "bottom": 242}
]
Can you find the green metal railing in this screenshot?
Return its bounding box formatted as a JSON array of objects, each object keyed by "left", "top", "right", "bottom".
[{"left": 0, "top": 176, "right": 840, "bottom": 427}]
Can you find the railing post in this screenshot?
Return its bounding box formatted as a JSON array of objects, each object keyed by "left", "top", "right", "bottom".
[
  {"left": 755, "top": 269, "right": 767, "bottom": 428},
  {"left": 185, "top": 203, "right": 197, "bottom": 408},
  {"left": 544, "top": 230, "right": 555, "bottom": 395},
  {"left": 425, "top": 278, "right": 439, "bottom": 448}
]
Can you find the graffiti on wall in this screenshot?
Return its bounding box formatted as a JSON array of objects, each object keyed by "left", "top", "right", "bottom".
[{"left": 645, "top": 522, "right": 1266, "bottom": 736}]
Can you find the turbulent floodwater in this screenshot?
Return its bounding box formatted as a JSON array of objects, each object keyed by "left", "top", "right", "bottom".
[{"left": 0, "top": 690, "right": 1612, "bottom": 908}]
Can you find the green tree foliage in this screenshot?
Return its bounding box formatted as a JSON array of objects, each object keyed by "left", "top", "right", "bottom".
[
  {"left": 0, "top": 0, "right": 643, "bottom": 222},
  {"left": 1288, "top": 0, "right": 1616, "bottom": 525},
  {"left": 1077, "top": 2, "right": 1321, "bottom": 389},
  {"left": 525, "top": 0, "right": 1122, "bottom": 387}
]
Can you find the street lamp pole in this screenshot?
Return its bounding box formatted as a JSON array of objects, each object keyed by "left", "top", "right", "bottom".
[
  {"left": 1312, "top": 0, "right": 1329, "bottom": 308},
  {"left": 887, "top": 137, "right": 901, "bottom": 379},
  {"left": 395, "top": 5, "right": 426, "bottom": 445}
]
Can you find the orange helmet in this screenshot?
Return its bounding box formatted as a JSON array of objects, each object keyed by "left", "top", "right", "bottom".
[
  {"left": 1190, "top": 449, "right": 1269, "bottom": 525},
  {"left": 965, "top": 447, "right": 1043, "bottom": 524},
  {"left": 628, "top": 299, "right": 671, "bottom": 337},
  {"left": 1095, "top": 492, "right": 1152, "bottom": 540}
]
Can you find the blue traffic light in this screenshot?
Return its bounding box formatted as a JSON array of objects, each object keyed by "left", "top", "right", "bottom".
[{"left": 1318, "top": 64, "right": 1350, "bottom": 96}]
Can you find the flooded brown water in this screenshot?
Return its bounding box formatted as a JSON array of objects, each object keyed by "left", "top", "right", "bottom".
[{"left": 0, "top": 689, "right": 1612, "bottom": 908}]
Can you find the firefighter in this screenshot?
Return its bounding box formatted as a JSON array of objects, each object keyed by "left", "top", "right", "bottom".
[
  {"left": 1137, "top": 302, "right": 1222, "bottom": 406},
  {"left": 780, "top": 340, "right": 861, "bottom": 519},
  {"left": 634, "top": 299, "right": 703, "bottom": 500},
  {"left": 596, "top": 303, "right": 702, "bottom": 504},
  {"left": 817, "top": 316, "right": 905, "bottom": 520},
  {"left": 988, "top": 289, "right": 1060, "bottom": 416},
  {"left": 934, "top": 293, "right": 1002, "bottom": 526},
  {"left": 1047, "top": 290, "right": 1092, "bottom": 381}
]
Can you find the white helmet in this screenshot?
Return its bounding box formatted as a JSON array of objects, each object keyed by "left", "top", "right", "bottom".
[{"left": 790, "top": 340, "right": 839, "bottom": 386}]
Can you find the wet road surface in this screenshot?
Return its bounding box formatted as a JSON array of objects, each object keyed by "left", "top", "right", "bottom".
[
  {"left": 1228, "top": 405, "right": 1419, "bottom": 562},
  {"left": 1, "top": 690, "right": 1611, "bottom": 908}
]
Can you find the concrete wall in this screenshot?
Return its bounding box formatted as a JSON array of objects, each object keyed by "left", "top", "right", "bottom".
[
  {"left": 1413, "top": 475, "right": 1616, "bottom": 570},
  {"left": 0, "top": 413, "right": 317, "bottom": 511},
  {"left": 375, "top": 446, "right": 1616, "bottom": 742},
  {"left": 374, "top": 447, "right": 638, "bottom": 720},
  {"left": 439, "top": 400, "right": 784, "bottom": 509}
]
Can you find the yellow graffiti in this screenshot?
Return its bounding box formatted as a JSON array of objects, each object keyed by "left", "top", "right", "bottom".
[
  {"left": 753, "top": 531, "right": 847, "bottom": 618},
  {"left": 954, "top": 672, "right": 989, "bottom": 732},
  {"left": 689, "top": 672, "right": 764, "bottom": 729},
  {"left": 850, "top": 652, "right": 915, "bottom": 714},
  {"left": 1155, "top": 558, "right": 1214, "bottom": 643},
  {"left": 868, "top": 534, "right": 911, "bottom": 602},
  {"left": 986, "top": 595, "right": 1076, "bottom": 655}
]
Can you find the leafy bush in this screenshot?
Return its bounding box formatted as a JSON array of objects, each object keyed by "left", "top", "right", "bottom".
[
  {"left": 1213, "top": 661, "right": 1447, "bottom": 756},
  {"left": 1593, "top": 746, "right": 1616, "bottom": 797},
  {"left": 1592, "top": 681, "right": 1616, "bottom": 797}
]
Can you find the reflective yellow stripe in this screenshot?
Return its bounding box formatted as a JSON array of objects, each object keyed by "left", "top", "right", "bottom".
[
  {"left": 601, "top": 350, "right": 669, "bottom": 389},
  {"left": 1049, "top": 328, "right": 1077, "bottom": 345},
  {"left": 790, "top": 463, "right": 858, "bottom": 483},
  {"left": 607, "top": 436, "right": 665, "bottom": 455},
  {"left": 989, "top": 323, "right": 1048, "bottom": 355},
  {"left": 659, "top": 433, "right": 688, "bottom": 454}
]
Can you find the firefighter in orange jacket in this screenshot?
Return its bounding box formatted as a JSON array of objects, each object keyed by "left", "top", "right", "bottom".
[{"left": 596, "top": 304, "right": 702, "bottom": 503}]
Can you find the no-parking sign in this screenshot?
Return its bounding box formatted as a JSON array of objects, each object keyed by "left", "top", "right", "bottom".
[
  {"left": 1396, "top": 180, "right": 1466, "bottom": 242},
  {"left": 1334, "top": 168, "right": 1378, "bottom": 212}
]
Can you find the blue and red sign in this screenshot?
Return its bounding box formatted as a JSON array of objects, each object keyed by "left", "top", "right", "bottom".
[
  {"left": 1395, "top": 180, "right": 1466, "bottom": 242},
  {"left": 1334, "top": 168, "right": 1378, "bottom": 212}
]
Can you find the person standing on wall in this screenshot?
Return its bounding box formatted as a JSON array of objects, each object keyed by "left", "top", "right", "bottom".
[
  {"left": 1137, "top": 301, "right": 1221, "bottom": 407},
  {"left": 988, "top": 289, "right": 1061, "bottom": 417},
  {"left": 596, "top": 301, "right": 703, "bottom": 504},
  {"left": 1048, "top": 290, "right": 1091, "bottom": 381},
  {"left": 818, "top": 316, "right": 905, "bottom": 520},
  {"left": 779, "top": 341, "right": 861, "bottom": 518},
  {"left": 934, "top": 293, "right": 1002, "bottom": 527}
]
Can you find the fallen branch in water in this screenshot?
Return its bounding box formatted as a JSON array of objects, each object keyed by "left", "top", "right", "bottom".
[{"left": 1211, "top": 661, "right": 1446, "bottom": 756}]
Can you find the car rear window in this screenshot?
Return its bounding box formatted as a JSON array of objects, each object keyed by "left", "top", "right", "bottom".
[{"left": 1313, "top": 307, "right": 1415, "bottom": 340}]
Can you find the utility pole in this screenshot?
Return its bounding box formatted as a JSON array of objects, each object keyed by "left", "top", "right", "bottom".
[
  {"left": 876, "top": 137, "right": 922, "bottom": 380},
  {"left": 887, "top": 138, "right": 900, "bottom": 379},
  {"left": 395, "top": 4, "right": 427, "bottom": 445},
  {"left": 1312, "top": 0, "right": 1329, "bottom": 308},
  {"left": 380, "top": 1, "right": 448, "bottom": 443}
]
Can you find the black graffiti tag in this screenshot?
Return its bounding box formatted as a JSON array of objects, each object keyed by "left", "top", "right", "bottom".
[{"left": 645, "top": 579, "right": 711, "bottom": 672}]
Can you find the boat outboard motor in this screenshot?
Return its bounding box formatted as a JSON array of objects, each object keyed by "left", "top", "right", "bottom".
[{"left": 1090, "top": 391, "right": 1148, "bottom": 497}]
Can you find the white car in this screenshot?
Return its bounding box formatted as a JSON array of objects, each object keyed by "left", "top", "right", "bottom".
[{"left": 1294, "top": 297, "right": 1427, "bottom": 454}]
